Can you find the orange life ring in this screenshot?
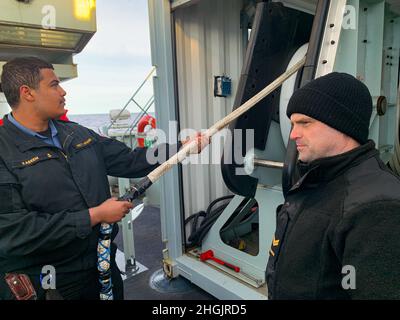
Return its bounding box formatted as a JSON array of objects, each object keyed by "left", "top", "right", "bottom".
[{"left": 137, "top": 115, "right": 156, "bottom": 148}]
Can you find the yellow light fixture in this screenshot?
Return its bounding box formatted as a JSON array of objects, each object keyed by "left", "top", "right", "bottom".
[{"left": 74, "top": 0, "right": 96, "bottom": 21}]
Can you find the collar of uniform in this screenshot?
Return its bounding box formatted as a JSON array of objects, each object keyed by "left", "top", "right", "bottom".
[
  {"left": 52, "top": 119, "right": 76, "bottom": 151},
  {"left": 2, "top": 115, "right": 52, "bottom": 152},
  {"left": 48, "top": 120, "right": 59, "bottom": 139},
  {"left": 293, "top": 140, "right": 378, "bottom": 190},
  {"left": 8, "top": 112, "right": 59, "bottom": 140}
]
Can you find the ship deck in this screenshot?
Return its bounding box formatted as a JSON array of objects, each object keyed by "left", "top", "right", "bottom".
[{"left": 114, "top": 204, "right": 215, "bottom": 300}]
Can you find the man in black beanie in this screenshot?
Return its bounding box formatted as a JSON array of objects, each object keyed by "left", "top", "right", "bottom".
[{"left": 266, "top": 72, "right": 400, "bottom": 300}]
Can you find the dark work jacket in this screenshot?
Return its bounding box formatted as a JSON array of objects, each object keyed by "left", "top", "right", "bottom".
[
  {"left": 266, "top": 141, "right": 400, "bottom": 300},
  {"left": 0, "top": 116, "right": 175, "bottom": 281}
]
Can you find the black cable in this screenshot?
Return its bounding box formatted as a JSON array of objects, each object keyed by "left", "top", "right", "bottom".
[
  {"left": 184, "top": 195, "right": 260, "bottom": 249},
  {"left": 184, "top": 195, "right": 234, "bottom": 248},
  {"left": 205, "top": 196, "right": 234, "bottom": 216}
]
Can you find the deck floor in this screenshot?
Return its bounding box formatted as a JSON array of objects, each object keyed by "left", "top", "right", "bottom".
[{"left": 114, "top": 205, "right": 215, "bottom": 300}]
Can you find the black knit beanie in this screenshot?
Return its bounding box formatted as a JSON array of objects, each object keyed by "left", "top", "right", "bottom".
[{"left": 286, "top": 72, "right": 373, "bottom": 144}]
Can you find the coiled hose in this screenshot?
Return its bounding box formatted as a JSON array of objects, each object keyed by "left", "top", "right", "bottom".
[{"left": 185, "top": 195, "right": 234, "bottom": 248}]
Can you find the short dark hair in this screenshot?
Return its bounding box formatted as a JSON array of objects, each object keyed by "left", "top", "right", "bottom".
[{"left": 1, "top": 57, "right": 54, "bottom": 108}]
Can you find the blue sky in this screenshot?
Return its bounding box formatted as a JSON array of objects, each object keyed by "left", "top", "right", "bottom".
[{"left": 62, "top": 0, "right": 153, "bottom": 115}]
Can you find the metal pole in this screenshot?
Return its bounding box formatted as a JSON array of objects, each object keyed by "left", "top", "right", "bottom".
[
  {"left": 253, "top": 159, "right": 284, "bottom": 169},
  {"left": 107, "top": 67, "right": 156, "bottom": 130}
]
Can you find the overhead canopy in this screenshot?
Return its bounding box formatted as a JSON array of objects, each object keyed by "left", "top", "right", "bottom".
[
  {"left": 0, "top": 0, "right": 96, "bottom": 82},
  {"left": 170, "top": 0, "right": 200, "bottom": 11},
  {"left": 0, "top": 24, "right": 88, "bottom": 52}
]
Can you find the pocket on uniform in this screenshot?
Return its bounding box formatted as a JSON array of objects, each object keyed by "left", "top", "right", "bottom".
[
  {"left": 0, "top": 185, "right": 14, "bottom": 213},
  {"left": 0, "top": 164, "right": 20, "bottom": 213}
]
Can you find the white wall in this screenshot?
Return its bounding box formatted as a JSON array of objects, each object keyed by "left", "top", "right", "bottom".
[{"left": 174, "top": 0, "right": 245, "bottom": 218}]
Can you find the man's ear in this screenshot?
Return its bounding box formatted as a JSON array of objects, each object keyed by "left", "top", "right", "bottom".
[{"left": 19, "top": 85, "right": 35, "bottom": 103}]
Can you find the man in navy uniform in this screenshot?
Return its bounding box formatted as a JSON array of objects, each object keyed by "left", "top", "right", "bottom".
[{"left": 0, "top": 57, "right": 208, "bottom": 300}]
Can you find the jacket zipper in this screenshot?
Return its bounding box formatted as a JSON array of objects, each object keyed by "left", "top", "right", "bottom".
[
  {"left": 59, "top": 150, "right": 68, "bottom": 161},
  {"left": 59, "top": 131, "right": 74, "bottom": 161}
]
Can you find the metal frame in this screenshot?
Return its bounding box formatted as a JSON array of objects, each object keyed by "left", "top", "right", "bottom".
[
  {"left": 333, "top": 0, "right": 399, "bottom": 155},
  {"left": 200, "top": 186, "right": 284, "bottom": 287},
  {"left": 276, "top": 0, "right": 318, "bottom": 15},
  {"left": 175, "top": 255, "right": 267, "bottom": 299},
  {"left": 105, "top": 67, "right": 156, "bottom": 149},
  {"left": 315, "top": 0, "right": 347, "bottom": 78},
  {"left": 118, "top": 175, "right": 139, "bottom": 277},
  {"left": 170, "top": 0, "right": 201, "bottom": 11},
  {"left": 148, "top": 0, "right": 184, "bottom": 276}
]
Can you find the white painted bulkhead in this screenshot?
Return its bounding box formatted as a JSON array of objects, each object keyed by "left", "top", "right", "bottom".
[{"left": 173, "top": 0, "right": 246, "bottom": 223}]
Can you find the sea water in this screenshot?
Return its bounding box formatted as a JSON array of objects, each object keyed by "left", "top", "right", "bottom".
[{"left": 68, "top": 113, "right": 154, "bottom": 133}]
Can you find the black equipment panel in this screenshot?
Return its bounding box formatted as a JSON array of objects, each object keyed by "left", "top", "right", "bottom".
[{"left": 221, "top": 1, "right": 313, "bottom": 197}]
